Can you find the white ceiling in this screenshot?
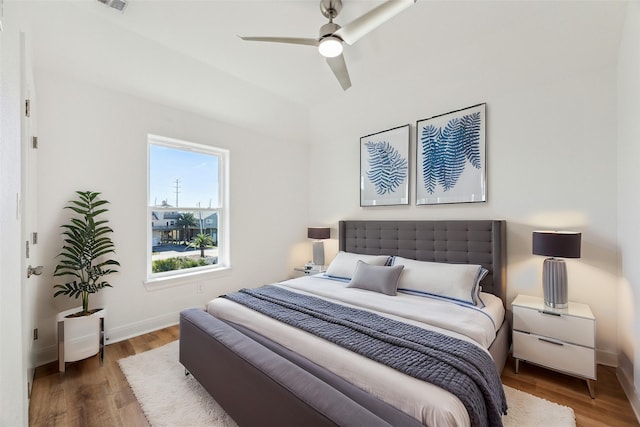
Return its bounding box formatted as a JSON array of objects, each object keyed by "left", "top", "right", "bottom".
[{"left": 21, "top": 0, "right": 628, "bottom": 117}]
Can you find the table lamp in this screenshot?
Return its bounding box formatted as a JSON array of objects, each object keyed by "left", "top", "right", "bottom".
[
  {"left": 532, "top": 231, "right": 582, "bottom": 308},
  {"left": 308, "top": 227, "right": 330, "bottom": 267}
]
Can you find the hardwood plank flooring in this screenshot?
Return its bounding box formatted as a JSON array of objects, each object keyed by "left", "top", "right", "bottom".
[
  {"left": 30, "top": 326, "right": 178, "bottom": 427},
  {"left": 502, "top": 355, "right": 639, "bottom": 426},
  {"left": 30, "top": 325, "right": 638, "bottom": 426}
]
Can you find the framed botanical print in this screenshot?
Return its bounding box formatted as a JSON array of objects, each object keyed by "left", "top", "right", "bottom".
[
  {"left": 360, "top": 124, "right": 410, "bottom": 206},
  {"left": 416, "top": 103, "right": 486, "bottom": 205}
]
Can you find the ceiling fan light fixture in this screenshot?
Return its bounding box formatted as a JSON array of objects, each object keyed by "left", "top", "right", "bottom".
[{"left": 318, "top": 36, "right": 343, "bottom": 58}]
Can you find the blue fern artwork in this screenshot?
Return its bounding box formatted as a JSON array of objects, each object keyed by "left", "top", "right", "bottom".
[
  {"left": 365, "top": 141, "right": 408, "bottom": 195},
  {"left": 420, "top": 111, "right": 482, "bottom": 194}
]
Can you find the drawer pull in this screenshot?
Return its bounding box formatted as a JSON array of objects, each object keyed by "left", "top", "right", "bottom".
[
  {"left": 539, "top": 310, "right": 561, "bottom": 317},
  {"left": 538, "top": 337, "right": 564, "bottom": 346}
]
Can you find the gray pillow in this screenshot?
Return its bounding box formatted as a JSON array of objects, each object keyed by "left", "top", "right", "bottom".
[{"left": 346, "top": 261, "right": 404, "bottom": 296}]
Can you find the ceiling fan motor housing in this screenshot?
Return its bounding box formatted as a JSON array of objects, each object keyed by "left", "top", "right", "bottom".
[{"left": 319, "top": 22, "right": 341, "bottom": 39}]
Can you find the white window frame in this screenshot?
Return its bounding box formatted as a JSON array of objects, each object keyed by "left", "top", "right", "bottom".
[{"left": 144, "top": 134, "right": 230, "bottom": 289}]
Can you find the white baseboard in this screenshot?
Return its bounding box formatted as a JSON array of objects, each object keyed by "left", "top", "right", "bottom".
[
  {"left": 34, "top": 311, "right": 180, "bottom": 367},
  {"left": 617, "top": 366, "right": 640, "bottom": 423},
  {"left": 106, "top": 311, "right": 179, "bottom": 344},
  {"left": 34, "top": 345, "right": 57, "bottom": 368},
  {"left": 597, "top": 348, "right": 618, "bottom": 367}
]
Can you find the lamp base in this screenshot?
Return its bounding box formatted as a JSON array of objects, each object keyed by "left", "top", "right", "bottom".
[
  {"left": 312, "top": 241, "right": 325, "bottom": 267},
  {"left": 542, "top": 258, "right": 568, "bottom": 309}
]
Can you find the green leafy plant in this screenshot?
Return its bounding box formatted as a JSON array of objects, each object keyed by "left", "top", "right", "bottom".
[
  {"left": 53, "top": 191, "right": 120, "bottom": 315},
  {"left": 189, "top": 233, "right": 216, "bottom": 258}
]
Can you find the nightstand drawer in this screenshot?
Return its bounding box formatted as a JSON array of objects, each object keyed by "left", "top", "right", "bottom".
[
  {"left": 513, "top": 331, "right": 596, "bottom": 379},
  {"left": 513, "top": 305, "right": 594, "bottom": 347}
]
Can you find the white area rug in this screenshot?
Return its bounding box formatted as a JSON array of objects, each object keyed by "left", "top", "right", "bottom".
[{"left": 119, "top": 341, "right": 576, "bottom": 427}]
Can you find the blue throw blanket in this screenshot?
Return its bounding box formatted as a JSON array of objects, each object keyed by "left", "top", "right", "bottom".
[{"left": 224, "top": 286, "right": 507, "bottom": 427}]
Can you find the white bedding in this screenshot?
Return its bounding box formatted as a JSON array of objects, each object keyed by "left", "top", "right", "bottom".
[
  {"left": 281, "top": 274, "right": 504, "bottom": 349},
  {"left": 206, "top": 275, "right": 506, "bottom": 426}
]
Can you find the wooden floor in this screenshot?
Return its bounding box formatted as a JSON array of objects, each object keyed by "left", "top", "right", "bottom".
[
  {"left": 29, "top": 326, "right": 178, "bottom": 427},
  {"left": 502, "top": 355, "right": 639, "bottom": 426},
  {"left": 30, "top": 325, "right": 638, "bottom": 427}
]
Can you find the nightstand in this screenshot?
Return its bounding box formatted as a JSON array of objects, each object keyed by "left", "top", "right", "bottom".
[
  {"left": 292, "top": 266, "right": 326, "bottom": 278},
  {"left": 512, "top": 294, "right": 596, "bottom": 398}
]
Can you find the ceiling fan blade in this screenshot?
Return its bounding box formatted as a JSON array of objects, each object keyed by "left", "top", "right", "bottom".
[
  {"left": 334, "top": 0, "right": 416, "bottom": 45},
  {"left": 238, "top": 36, "right": 319, "bottom": 47},
  {"left": 326, "top": 54, "right": 352, "bottom": 91}
]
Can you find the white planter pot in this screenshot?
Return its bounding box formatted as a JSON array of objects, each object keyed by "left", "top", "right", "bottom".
[{"left": 57, "top": 307, "right": 105, "bottom": 372}]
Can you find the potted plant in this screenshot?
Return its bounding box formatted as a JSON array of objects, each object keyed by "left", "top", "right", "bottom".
[{"left": 53, "top": 190, "right": 120, "bottom": 371}]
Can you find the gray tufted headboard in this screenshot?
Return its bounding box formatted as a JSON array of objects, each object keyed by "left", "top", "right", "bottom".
[{"left": 338, "top": 220, "right": 507, "bottom": 305}]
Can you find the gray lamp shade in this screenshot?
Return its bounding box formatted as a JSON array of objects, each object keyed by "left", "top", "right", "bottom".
[
  {"left": 532, "top": 231, "right": 581, "bottom": 258},
  {"left": 532, "top": 231, "right": 581, "bottom": 309},
  {"left": 307, "top": 227, "right": 330, "bottom": 240}
]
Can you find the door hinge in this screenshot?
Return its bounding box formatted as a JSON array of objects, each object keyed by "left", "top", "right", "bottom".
[
  {"left": 32, "top": 232, "right": 38, "bottom": 244},
  {"left": 25, "top": 240, "right": 29, "bottom": 259},
  {"left": 32, "top": 136, "right": 38, "bottom": 149},
  {"left": 25, "top": 99, "right": 30, "bottom": 117},
  {"left": 33, "top": 328, "right": 38, "bottom": 340}
]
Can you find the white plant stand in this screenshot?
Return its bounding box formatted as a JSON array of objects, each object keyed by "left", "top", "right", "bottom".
[{"left": 57, "top": 307, "right": 105, "bottom": 373}]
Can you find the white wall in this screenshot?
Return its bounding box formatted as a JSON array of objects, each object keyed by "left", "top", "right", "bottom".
[
  {"left": 32, "top": 69, "right": 311, "bottom": 364},
  {"left": 20, "top": 1, "right": 309, "bottom": 146},
  {"left": 617, "top": 0, "right": 640, "bottom": 417},
  {"left": 308, "top": 55, "right": 619, "bottom": 363}
]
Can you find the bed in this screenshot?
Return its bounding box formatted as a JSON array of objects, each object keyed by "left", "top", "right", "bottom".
[{"left": 180, "top": 219, "right": 508, "bottom": 427}]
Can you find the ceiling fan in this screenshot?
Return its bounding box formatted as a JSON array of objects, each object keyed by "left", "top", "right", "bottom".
[{"left": 239, "top": 0, "right": 417, "bottom": 91}]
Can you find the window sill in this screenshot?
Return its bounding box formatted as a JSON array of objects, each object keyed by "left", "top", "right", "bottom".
[{"left": 143, "top": 266, "right": 232, "bottom": 291}]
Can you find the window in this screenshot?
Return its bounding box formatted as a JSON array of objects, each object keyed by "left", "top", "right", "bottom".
[{"left": 147, "top": 135, "right": 229, "bottom": 284}]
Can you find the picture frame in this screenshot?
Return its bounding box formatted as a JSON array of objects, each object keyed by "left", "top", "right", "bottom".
[
  {"left": 360, "top": 124, "right": 410, "bottom": 207},
  {"left": 415, "top": 103, "right": 486, "bottom": 205}
]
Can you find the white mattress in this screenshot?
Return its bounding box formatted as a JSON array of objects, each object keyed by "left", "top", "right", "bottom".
[{"left": 206, "top": 275, "right": 506, "bottom": 426}]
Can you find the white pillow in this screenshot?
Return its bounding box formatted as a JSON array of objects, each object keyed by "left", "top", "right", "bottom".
[
  {"left": 347, "top": 261, "right": 404, "bottom": 296},
  {"left": 325, "top": 252, "right": 390, "bottom": 280},
  {"left": 391, "top": 256, "right": 484, "bottom": 306}
]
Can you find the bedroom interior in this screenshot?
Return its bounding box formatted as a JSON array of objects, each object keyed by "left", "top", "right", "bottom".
[{"left": 1, "top": 0, "right": 640, "bottom": 426}]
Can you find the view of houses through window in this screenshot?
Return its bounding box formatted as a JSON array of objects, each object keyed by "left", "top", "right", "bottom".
[{"left": 148, "top": 136, "right": 227, "bottom": 278}]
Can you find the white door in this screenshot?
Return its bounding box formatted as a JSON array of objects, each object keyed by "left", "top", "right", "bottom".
[{"left": 20, "top": 31, "right": 41, "bottom": 400}]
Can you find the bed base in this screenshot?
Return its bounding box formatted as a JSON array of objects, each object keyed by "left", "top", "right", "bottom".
[{"left": 179, "top": 308, "right": 423, "bottom": 427}]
